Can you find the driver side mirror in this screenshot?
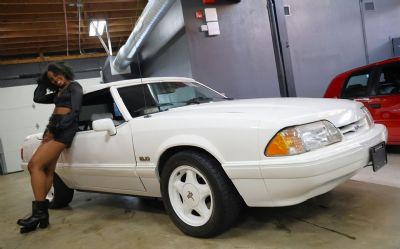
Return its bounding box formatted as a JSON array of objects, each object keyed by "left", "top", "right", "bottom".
[{"left": 92, "top": 118, "right": 117, "bottom": 136}]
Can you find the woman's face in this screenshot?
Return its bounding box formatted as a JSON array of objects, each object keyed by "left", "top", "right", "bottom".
[{"left": 47, "top": 71, "right": 68, "bottom": 88}]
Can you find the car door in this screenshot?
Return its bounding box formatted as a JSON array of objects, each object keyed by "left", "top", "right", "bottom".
[
  {"left": 367, "top": 62, "right": 400, "bottom": 144},
  {"left": 114, "top": 83, "right": 162, "bottom": 181},
  {"left": 61, "top": 88, "right": 145, "bottom": 194}
]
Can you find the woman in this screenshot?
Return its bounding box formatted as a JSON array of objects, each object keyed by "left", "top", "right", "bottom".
[{"left": 17, "top": 63, "right": 83, "bottom": 233}]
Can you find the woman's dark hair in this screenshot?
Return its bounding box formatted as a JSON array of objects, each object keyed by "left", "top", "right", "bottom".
[
  {"left": 37, "top": 62, "right": 75, "bottom": 90},
  {"left": 37, "top": 71, "right": 57, "bottom": 90},
  {"left": 47, "top": 62, "right": 75, "bottom": 80}
]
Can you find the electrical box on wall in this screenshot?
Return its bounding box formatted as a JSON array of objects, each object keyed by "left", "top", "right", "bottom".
[
  {"left": 198, "top": 8, "right": 221, "bottom": 36},
  {"left": 207, "top": 22, "right": 220, "bottom": 36},
  {"left": 393, "top": 37, "right": 400, "bottom": 57},
  {"left": 204, "top": 8, "right": 218, "bottom": 22},
  {"left": 204, "top": 8, "right": 219, "bottom": 35}
]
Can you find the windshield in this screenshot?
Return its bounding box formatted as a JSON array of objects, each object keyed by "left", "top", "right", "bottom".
[
  {"left": 148, "top": 81, "right": 228, "bottom": 111},
  {"left": 117, "top": 81, "right": 231, "bottom": 118}
]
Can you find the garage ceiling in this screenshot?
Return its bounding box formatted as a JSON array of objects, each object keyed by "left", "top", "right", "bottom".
[{"left": 0, "top": 0, "right": 147, "bottom": 63}]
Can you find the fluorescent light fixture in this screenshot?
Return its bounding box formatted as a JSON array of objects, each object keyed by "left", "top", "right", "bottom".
[{"left": 89, "top": 20, "right": 106, "bottom": 36}]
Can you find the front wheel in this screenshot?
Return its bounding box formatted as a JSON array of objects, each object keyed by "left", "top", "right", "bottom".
[
  {"left": 161, "top": 151, "right": 242, "bottom": 237},
  {"left": 48, "top": 173, "right": 74, "bottom": 209}
]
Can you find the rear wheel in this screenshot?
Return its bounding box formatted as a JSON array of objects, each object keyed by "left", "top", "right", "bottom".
[
  {"left": 161, "top": 151, "right": 242, "bottom": 237},
  {"left": 48, "top": 173, "right": 74, "bottom": 209}
]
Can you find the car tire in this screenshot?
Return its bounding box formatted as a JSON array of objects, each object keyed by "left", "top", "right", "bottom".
[
  {"left": 161, "top": 150, "right": 242, "bottom": 237},
  {"left": 48, "top": 173, "right": 74, "bottom": 209}
]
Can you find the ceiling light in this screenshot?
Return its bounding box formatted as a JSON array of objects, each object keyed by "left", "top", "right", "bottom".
[{"left": 89, "top": 20, "right": 106, "bottom": 36}]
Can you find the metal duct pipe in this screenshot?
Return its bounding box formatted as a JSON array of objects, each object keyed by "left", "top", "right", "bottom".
[{"left": 112, "top": 0, "right": 176, "bottom": 72}]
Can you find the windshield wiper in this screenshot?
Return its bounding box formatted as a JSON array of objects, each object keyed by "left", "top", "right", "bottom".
[
  {"left": 132, "top": 103, "right": 173, "bottom": 114},
  {"left": 214, "top": 97, "right": 234, "bottom": 100},
  {"left": 184, "top": 96, "right": 214, "bottom": 105}
]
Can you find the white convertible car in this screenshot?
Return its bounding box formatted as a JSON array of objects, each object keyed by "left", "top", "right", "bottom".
[{"left": 21, "top": 77, "right": 387, "bottom": 237}]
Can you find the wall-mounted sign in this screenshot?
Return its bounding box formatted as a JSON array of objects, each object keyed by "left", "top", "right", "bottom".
[{"left": 195, "top": 10, "right": 204, "bottom": 19}]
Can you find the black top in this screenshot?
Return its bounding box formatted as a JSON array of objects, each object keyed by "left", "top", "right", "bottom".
[{"left": 33, "top": 81, "right": 83, "bottom": 129}]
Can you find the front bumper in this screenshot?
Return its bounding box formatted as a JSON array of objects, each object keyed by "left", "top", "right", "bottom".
[{"left": 225, "top": 124, "right": 387, "bottom": 207}]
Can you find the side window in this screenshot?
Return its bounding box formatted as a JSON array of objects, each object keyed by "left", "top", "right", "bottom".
[
  {"left": 78, "top": 88, "right": 124, "bottom": 131},
  {"left": 373, "top": 62, "right": 400, "bottom": 96},
  {"left": 118, "top": 85, "right": 158, "bottom": 118},
  {"left": 341, "top": 70, "right": 371, "bottom": 99}
]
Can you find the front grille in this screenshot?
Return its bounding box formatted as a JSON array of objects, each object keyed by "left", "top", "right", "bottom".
[{"left": 339, "top": 117, "right": 370, "bottom": 138}]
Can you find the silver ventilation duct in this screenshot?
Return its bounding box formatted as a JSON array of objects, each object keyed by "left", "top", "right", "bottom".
[{"left": 112, "top": 0, "right": 176, "bottom": 72}]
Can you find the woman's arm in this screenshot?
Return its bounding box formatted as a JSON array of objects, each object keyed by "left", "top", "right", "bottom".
[
  {"left": 33, "top": 82, "right": 56, "bottom": 104},
  {"left": 57, "top": 82, "right": 83, "bottom": 129}
]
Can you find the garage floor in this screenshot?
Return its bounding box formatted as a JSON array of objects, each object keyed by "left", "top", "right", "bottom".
[{"left": 1, "top": 151, "right": 399, "bottom": 249}]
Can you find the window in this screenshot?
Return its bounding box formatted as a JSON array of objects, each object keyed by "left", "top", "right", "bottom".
[
  {"left": 89, "top": 20, "right": 106, "bottom": 36},
  {"left": 118, "top": 82, "right": 228, "bottom": 117},
  {"left": 341, "top": 70, "right": 371, "bottom": 99},
  {"left": 78, "top": 88, "right": 124, "bottom": 131},
  {"left": 117, "top": 84, "right": 159, "bottom": 118},
  {"left": 373, "top": 62, "right": 400, "bottom": 96}
]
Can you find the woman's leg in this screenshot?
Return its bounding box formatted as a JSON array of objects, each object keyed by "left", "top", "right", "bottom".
[
  {"left": 42, "top": 129, "right": 57, "bottom": 195},
  {"left": 45, "top": 158, "right": 58, "bottom": 196},
  {"left": 28, "top": 140, "right": 66, "bottom": 201}
]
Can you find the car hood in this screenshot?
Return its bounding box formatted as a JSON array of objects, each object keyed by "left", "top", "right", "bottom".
[{"left": 154, "top": 98, "right": 364, "bottom": 128}]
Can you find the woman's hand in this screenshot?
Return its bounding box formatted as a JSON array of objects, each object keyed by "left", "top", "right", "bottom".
[{"left": 42, "top": 129, "right": 54, "bottom": 144}]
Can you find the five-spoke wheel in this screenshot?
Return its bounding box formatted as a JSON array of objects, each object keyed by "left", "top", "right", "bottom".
[
  {"left": 168, "top": 166, "right": 213, "bottom": 227},
  {"left": 161, "top": 150, "right": 242, "bottom": 237}
]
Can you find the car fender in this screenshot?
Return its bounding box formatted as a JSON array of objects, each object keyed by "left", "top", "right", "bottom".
[{"left": 155, "top": 133, "right": 226, "bottom": 165}]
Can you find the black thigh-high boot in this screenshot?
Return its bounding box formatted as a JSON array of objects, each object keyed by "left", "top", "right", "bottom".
[{"left": 17, "top": 200, "right": 49, "bottom": 233}]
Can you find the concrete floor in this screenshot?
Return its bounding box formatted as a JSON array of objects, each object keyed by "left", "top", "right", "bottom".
[{"left": 1, "top": 153, "right": 400, "bottom": 249}]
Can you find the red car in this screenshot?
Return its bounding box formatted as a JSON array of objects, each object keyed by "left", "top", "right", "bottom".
[{"left": 324, "top": 57, "right": 400, "bottom": 145}]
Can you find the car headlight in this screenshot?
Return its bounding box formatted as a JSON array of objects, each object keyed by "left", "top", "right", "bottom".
[
  {"left": 265, "top": 121, "right": 342, "bottom": 156},
  {"left": 361, "top": 106, "right": 374, "bottom": 127}
]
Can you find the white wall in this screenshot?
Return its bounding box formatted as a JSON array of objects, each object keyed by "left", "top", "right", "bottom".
[
  {"left": 0, "top": 78, "right": 101, "bottom": 173},
  {"left": 364, "top": 0, "right": 400, "bottom": 63}
]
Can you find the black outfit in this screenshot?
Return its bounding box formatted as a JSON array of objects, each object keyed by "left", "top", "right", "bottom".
[{"left": 34, "top": 81, "right": 83, "bottom": 147}]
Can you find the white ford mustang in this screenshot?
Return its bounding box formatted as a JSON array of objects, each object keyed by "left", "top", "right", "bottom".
[{"left": 21, "top": 77, "right": 387, "bottom": 237}]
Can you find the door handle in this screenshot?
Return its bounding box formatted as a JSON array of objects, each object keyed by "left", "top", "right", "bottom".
[{"left": 369, "top": 103, "right": 381, "bottom": 109}]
